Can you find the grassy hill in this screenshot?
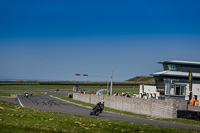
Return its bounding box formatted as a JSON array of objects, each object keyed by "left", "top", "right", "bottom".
[{"left": 124, "top": 76, "right": 155, "bottom": 84}]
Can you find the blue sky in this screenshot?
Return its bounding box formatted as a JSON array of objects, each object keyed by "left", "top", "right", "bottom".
[{"left": 0, "top": 0, "right": 200, "bottom": 81}]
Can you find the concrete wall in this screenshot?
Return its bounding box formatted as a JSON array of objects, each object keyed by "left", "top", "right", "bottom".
[
  {"left": 73, "top": 93, "right": 188, "bottom": 118},
  {"left": 188, "top": 105, "right": 200, "bottom": 112}
]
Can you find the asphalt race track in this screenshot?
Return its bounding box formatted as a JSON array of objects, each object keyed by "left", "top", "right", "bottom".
[{"left": 1, "top": 95, "right": 200, "bottom": 131}]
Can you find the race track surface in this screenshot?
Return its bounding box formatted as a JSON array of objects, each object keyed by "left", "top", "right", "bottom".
[{"left": 1, "top": 95, "right": 200, "bottom": 131}]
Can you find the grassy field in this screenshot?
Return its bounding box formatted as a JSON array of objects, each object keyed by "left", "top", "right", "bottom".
[
  {"left": 0, "top": 84, "right": 138, "bottom": 90},
  {"left": 0, "top": 85, "right": 74, "bottom": 90},
  {"left": 0, "top": 101, "right": 199, "bottom": 133},
  {"left": 0, "top": 92, "right": 10, "bottom": 97},
  {"left": 0, "top": 84, "right": 139, "bottom": 97}
]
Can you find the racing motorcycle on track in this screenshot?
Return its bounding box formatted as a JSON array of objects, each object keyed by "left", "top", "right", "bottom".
[
  {"left": 24, "top": 91, "right": 29, "bottom": 98},
  {"left": 90, "top": 100, "right": 104, "bottom": 116}
]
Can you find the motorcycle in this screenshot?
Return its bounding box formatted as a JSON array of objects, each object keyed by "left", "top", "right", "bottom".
[
  {"left": 24, "top": 93, "right": 29, "bottom": 98},
  {"left": 90, "top": 102, "right": 104, "bottom": 116}
]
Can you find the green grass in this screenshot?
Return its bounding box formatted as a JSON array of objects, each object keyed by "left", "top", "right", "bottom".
[
  {"left": 0, "top": 101, "right": 198, "bottom": 133},
  {"left": 0, "top": 85, "right": 138, "bottom": 93},
  {"left": 155, "top": 118, "right": 200, "bottom": 126},
  {"left": 85, "top": 88, "right": 139, "bottom": 96},
  {"left": 0, "top": 85, "right": 139, "bottom": 97},
  {"left": 0, "top": 92, "right": 10, "bottom": 97},
  {"left": 0, "top": 85, "right": 74, "bottom": 90},
  {"left": 54, "top": 95, "right": 200, "bottom": 127}
]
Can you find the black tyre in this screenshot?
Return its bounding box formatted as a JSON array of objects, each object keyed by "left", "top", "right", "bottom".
[
  {"left": 96, "top": 111, "right": 100, "bottom": 116},
  {"left": 90, "top": 112, "right": 93, "bottom": 115}
]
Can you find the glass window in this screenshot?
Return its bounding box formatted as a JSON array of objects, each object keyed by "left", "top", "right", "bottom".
[
  {"left": 168, "top": 65, "right": 171, "bottom": 70},
  {"left": 170, "top": 85, "right": 175, "bottom": 95},
  {"left": 175, "top": 85, "right": 180, "bottom": 95},
  {"left": 163, "top": 64, "right": 168, "bottom": 70},
  {"left": 164, "top": 64, "right": 180, "bottom": 71},
  {"left": 180, "top": 86, "right": 186, "bottom": 95}
]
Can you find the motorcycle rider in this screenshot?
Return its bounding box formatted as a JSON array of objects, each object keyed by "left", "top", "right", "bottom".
[
  {"left": 93, "top": 102, "right": 101, "bottom": 112},
  {"left": 100, "top": 100, "right": 104, "bottom": 113},
  {"left": 24, "top": 91, "right": 29, "bottom": 98},
  {"left": 91, "top": 99, "right": 104, "bottom": 115}
]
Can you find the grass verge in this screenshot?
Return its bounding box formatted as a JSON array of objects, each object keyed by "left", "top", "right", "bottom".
[
  {"left": 0, "top": 101, "right": 198, "bottom": 133},
  {"left": 0, "top": 85, "right": 74, "bottom": 90},
  {"left": 0, "top": 92, "right": 11, "bottom": 97}
]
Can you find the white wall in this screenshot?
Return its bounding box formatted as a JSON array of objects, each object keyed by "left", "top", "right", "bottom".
[
  {"left": 185, "top": 83, "right": 200, "bottom": 101},
  {"left": 140, "top": 83, "right": 200, "bottom": 101},
  {"left": 139, "top": 85, "right": 159, "bottom": 99}
]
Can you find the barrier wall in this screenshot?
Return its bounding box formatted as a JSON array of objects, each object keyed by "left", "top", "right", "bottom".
[
  {"left": 73, "top": 93, "right": 188, "bottom": 118},
  {"left": 178, "top": 110, "right": 200, "bottom": 121}
]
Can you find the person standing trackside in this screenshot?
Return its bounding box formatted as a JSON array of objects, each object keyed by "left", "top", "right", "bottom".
[
  {"left": 195, "top": 100, "right": 199, "bottom": 107},
  {"left": 190, "top": 96, "right": 195, "bottom": 106}
]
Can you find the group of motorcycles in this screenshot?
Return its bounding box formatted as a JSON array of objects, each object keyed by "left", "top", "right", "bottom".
[{"left": 90, "top": 100, "right": 104, "bottom": 116}]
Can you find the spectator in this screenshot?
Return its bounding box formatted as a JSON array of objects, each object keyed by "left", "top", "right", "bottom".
[
  {"left": 113, "top": 91, "right": 116, "bottom": 96},
  {"left": 124, "top": 92, "right": 127, "bottom": 97},
  {"left": 121, "top": 92, "right": 125, "bottom": 96},
  {"left": 195, "top": 100, "right": 199, "bottom": 107},
  {"left": 126, "top": 92, "right": 131, "bottom": 97},
  {"left": 190, "top": 96, "right": 195, "bottom": 106},
  {"left": 152, "top": 94, "right": 155, "bottom": 99},
  {"left": 142, "top": 92, "right": 147, "bottom": 99},
  {"left": 132, "top": 92, "right": 136, "bottom": 97},
  {"left": 94, "top": 91, "right": 96, "bottom": 95}
]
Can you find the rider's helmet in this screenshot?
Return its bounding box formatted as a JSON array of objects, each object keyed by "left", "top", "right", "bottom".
[{"left": 101, "top": 99, "right": 104, "bottom": 104}]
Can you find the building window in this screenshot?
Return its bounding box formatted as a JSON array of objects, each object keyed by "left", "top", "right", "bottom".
[
  {"left": 163, "top": 64, "right": 168, "bottom": 71},
  {"left": 180, "top": 86, "right": 186, "bottom": 95},
  {"left": 163, "top": 64, "right": 182, "bottom": 71},
  {"left": 165, "top": 84, "right": 186, "bottom": 96},
  {"left": 169, "top": 65, "right": 176, "bottom": 71},
  {"left": 175, "top": 85, "right": 181, "bottom": 95}
]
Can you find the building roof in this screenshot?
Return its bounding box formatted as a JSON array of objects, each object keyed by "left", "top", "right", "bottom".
[
  {"left": 158, "top": 60, "right": 200, "bottom": 66},
  {"left": 152, "top": 71, "right": 200, "bottom": 78}
]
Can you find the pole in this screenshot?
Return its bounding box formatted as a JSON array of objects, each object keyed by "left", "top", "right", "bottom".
[
  {"left": 107, "top": 81, "right": 109, "bottom": 90},
  {"left": 189, "top": 71, "right": 193, "bottom": 92},
  {"left": 142, "top": 82, "right": 144, "bottom": 93},
  {"left": 110, "top": 70, "right": 113, "bottom": 96},
  {"left": 189, "top": 71, "right": 193, "bottom": 100},
  {"left": 188, "top": 71, "right": 193, "bottom": 108}
]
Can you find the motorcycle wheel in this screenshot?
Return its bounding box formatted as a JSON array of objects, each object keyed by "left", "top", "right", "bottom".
[
  {"left": 96, "top": 111, "right": 100, "bottom": 116},
  {"left": 90, "top": 112, "right": 93, "bottom": 115}
]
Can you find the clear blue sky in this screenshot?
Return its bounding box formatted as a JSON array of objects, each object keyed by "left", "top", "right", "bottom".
[{"left": 0, "top": 0, "right": 200, "bottom": 81}]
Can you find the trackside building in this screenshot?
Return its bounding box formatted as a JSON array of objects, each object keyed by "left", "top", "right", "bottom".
[{"left": 139, "top": 60, "right": 200, "bottom": 101}]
